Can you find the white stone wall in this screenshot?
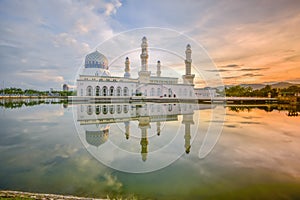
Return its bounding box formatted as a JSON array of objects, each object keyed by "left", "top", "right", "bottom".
[
  {"left": 77, "top": 79, "right": 197, "bottom": 99},
  {"left": 77, "top": 79, "right": 137, "bottom": 97}
]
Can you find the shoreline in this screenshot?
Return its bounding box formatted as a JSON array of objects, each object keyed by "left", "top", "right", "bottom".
[
  {"left": 0, "top": 190, "right": 106, "bottom": 200},
  {"left": 1, "top": 95, "right": 299, "bottom": 105},
  {"left": 0, "top": 96, "right": 68, "bottom": 99}
]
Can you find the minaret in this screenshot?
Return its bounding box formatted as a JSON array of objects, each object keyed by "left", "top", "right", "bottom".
[
  {"left": 124, "top": 57, "right": 131, "bottom": 78},
  {"left": 182, "top": 44, "right": 195, "bottom": 85},
  {"left": 138, "top": 116, "right": 151, "bottom": 162},
  {"left": 138, "top": 36, "right": 151, "bottom": 83},
  {"left": 156, "top": 60, "right": 161, "bottom": 77},
  {"left": 182, "top": 113, "right": 194, "bottom": 154},
  {"left": 156, "top": 122, "right": 161, "bottom": 136},
  {"left": 124, "top": 121, "right": 130, "bottom": 139}
]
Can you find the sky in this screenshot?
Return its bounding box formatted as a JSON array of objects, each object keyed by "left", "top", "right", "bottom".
[{"left": 0, "top": 0, "right": 300, "bottom": 90}]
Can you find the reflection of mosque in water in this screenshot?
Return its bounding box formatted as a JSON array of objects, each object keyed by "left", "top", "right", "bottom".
[{"left": 77, "top": 103, "right": 210, "bottom": 161}]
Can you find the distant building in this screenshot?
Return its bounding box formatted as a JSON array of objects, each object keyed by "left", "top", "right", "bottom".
[
  {"left": 63, "top": 84, "right": 69, "bottom": 91},
  {"left": 194, "top": 87, "right": 217, "bottom": 99}
]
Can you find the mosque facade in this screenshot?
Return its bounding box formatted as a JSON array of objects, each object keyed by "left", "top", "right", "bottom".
[{"left": 76, "top": 36, "right": 198, "bottom": 99}]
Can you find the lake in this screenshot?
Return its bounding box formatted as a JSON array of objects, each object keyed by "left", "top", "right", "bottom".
[{"left": 0, "top": 100, "right": 300, "bottom": 199}]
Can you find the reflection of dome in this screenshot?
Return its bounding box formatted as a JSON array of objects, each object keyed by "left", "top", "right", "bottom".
[
  {"left": 85, "top": 50, "right": 108, "bottom": 69},
  {"left": 84, "top": 124, "right": 110, "bottom": 147},
  {"left": 83, "top": 124, "right": 109, "bottom": 132},
  {"left": 86, "top": 130, "right": 109, "bottom": 147}
]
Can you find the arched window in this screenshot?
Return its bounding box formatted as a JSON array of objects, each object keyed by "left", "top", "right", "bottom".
[
  {"left": 103, "top": 105, "right": 108, "bottom": 114},
  {"left": 87, "top": 105, "right": 93, "bottom": 115},
  {"left": 109, "top": 105, "right": 115, "bottom": 114},
  {"left": 168, "top": 88, "right": 172, "bottom": 97},
  {"left": 144, "top": 89, "right": 147, "bottom": 96},
  {"left": 102, "top": 86, "right": 108, "bottom": 96},
  {"left": 124, "top": 105, "right": 128, "bottom": 113},
  {"left": 157, "top": 88, "right": 161, "bottom": 96},
  {"left": 116, "top": 87, "right": 122, "bottom": 96},
  {"left": 117, "top": 105, "right": 122, "bottom": 114},
  {"left": 150, "top": 88, "right": 155, "bottom": 96},
  {"left": 123, "top": 87, "right": 129, "bottom": 96},
  {"left": 183, "top": 88, "right": 187, "bottom": 96},
  {"left": 95, "top": 105, "right": 100, "bottom": 115},
  {"left": 95, "top": 86, "right": 100, "bottom": 96},
  {"left": 168, "top": 104, "right": 172, "bottom": 112},
  {"left": 151, "top": 104, "right": 154, "bottom": 112},
  {"left": 86, "top": 86, "right": 93, "bottom": 96},
  {"left": 109, "top": 86, "right": 114, "bottom": 96}
]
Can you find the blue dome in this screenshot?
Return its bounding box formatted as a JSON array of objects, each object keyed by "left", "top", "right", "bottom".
[{"left": 85, "top": 50, "right": 108, "bottom": 69}]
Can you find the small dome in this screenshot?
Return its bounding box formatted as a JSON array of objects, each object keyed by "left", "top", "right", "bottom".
[
  {"left": 85, "top": 50, "right": 108, "bottom": 69},
  {"left": 102, "top": 70, "right": 111, "bottom": 76},
  {"left": 124, "top": 71, "right": 131, "bottom": 78}
]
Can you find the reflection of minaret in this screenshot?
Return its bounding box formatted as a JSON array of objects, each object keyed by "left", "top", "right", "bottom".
[
  {"left": 156, "top": 122, "right": 161, "bottom": 136},
  {"left": 124, "top": 121, "right": 130, "bottom": 139},
  {"left": 138, "top": 36, "right": 151, "bottom": 83},
  {"left": 138, "top": 116, "right": 151, "bottom": 161},
  {"left": 182, "top": 113, "right": 194, "bottom": 154}
]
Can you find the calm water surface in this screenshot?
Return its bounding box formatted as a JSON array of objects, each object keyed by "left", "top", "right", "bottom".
[{"left": 0, "top": 100, "right": 300, "bottom": 199}]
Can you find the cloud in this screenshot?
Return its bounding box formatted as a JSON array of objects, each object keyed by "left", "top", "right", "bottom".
[
  {"left": 185, "top": 0, "right": 300, "bottom": 84},
  {"left": 105, "top": 0, "right": 122, "bottom": 16},
  {"left": 206, "top": 69, "right": 230, "bottom": 72},
  {"left": 222, "top": 73, "right": 264, "bottom": 80},
  {"left": 239, "top": 67, "right": 269, "bottom": 72},
  {"left": 219, "top": 64, "right": 240, "bottom": 68},
  {"left": 0, "top": 0, "right": 119, "bottom": 89},
  {"left": 1, "top": 0, "right": 300, "bottom": 89},
  {"left": 16, "top": 69, "right": 65, "bottom": 89},
  {"left": 242, "top": 73, "right": 263, "bottom": 77},
  {"left": 222, "top": 76, "right": 238, "bottom": 80}
]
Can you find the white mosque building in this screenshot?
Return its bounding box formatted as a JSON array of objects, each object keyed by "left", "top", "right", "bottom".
[{"left": 76, "top": 36, "right": 199, "bottom": 99}]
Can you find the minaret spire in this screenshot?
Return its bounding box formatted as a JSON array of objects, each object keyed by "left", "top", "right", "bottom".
[
  {"left": 185, "top": 44, "right": 192, "bottom": 75},
  {"left": 182, "top": 44, "right": 195, "bottom": 85},
  {"left": 141, "top": 36, "right": 148, "bottom": 71},
  {"left": 124, "top": 57, "right": 131, "bottom": 78},
  {"left": 138, "top": 36, "right": 151, "bottom": 83}
]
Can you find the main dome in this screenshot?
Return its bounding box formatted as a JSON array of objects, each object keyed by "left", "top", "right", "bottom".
[{"left": 85, "top": 50, "right": 108, "bottom": 69}]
